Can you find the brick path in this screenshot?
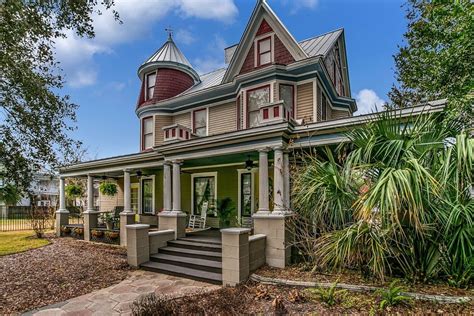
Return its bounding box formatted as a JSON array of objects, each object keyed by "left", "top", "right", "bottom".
[{"left": 26, "top": 270, "right": 220, "bottom": 315}]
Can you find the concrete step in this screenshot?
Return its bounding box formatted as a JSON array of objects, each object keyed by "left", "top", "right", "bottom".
[
  {"left": 150, "top": 253, "right": 222, "bottom": 273},
  {"left": 159, "top": 246, "right": 222, "bottom": 262},
  {"left": 168, "top": 240, "right": 222, "bottom": 252},
  {"left": 179, "top": 237, "right": 222, "bottom": 245},
  {"left": 141, "top": 261, "right": 222, "bottom": 284}
]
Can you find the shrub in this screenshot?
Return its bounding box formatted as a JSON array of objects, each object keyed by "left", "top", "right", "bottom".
[
  {"left": 376, "top": 280, "right": 412, "bottom": 310},
  {"left": 131, "top": 293, "right": 176, "bottom": 316},
  {"left": 306, "top": 281, "right": 347, "bottom": 306}
]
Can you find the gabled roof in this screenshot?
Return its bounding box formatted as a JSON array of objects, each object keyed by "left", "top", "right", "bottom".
[
  {"left": 222, "top": 0, "right": 308, "bottom": 83},
  {"left": 143, "top": 34, "right": 193, "bottom": 68},
  {"left": 299, "top": 29, "right": 343, "bottom": 57}
]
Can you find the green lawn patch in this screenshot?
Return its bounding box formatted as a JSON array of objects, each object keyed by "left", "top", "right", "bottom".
[{"left": 0, "top": 231, "right": 50, "bottom": 256}]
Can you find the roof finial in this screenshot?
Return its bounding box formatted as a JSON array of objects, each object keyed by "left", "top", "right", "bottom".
[{"left": 165, "top": 26, "right": 173, "bottom": 40}]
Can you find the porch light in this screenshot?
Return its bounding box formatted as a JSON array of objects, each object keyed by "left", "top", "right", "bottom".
[
  {"left": 245, "top": 156, "right": 254, "bottom": 171},
  {"left": 136, "top": 170, "right": 142, "bottom": 178}
]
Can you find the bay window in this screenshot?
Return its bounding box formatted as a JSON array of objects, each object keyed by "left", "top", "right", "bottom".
[
  {"left": 247, "top": 85, "right": 270, "bottom": 128},
  {"left": 142, "top": 117, "right": 153, "bottom": 150},
  {"left": 193, "top": 109, "right": 207, "bottom": 136},
  {"left": 146, "top": 72, "right": 156, "bottom": 100},
  {"left": 257, "top": 37, "right": 271, "bottom": 66}
]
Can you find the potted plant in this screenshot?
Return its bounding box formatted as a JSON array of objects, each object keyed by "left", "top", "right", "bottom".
[
  {"left": 217, "top": 197, "right": 236, "bottom": 228},
  {"left": 100, "top": 212, "right": 116, "bottom": 230},
  {"left": 91, "top": 229, "right": 104, "bottom": 238},
  {"left": 61, "top": 226, "right": 71, "bottom": 234},
  {"left": 106, "top": 231, "right": 119, "bottom": 240},
  {"left": 73, "top": 227, "right": 84, "bottom": 235},
  {"left": 99, "top": 182, "right": 118, "bottom": 196},
  {"left": 65, "top": 184, "right": 83, "bottom": 199}
]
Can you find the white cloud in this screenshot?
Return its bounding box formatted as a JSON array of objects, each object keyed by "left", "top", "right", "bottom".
[
  {"left": 175, "top": 29, "right": 196, "bottom": 45},
  {"left": 55, "top": 0, "right": 238, "bottom": 87},
  {"left": 193, "top": 34, "right": 227, "bottom": 74},
  {"left": 280, "top": 0, "right": 318, "bottom": 14},
  {"left": 355, "top": 89, "right": 386, "bottom": 115}
]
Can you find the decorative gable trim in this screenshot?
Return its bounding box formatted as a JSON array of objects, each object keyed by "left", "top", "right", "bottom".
[{"left": 222, "top": 0, "right": 307, "bottom": 83}]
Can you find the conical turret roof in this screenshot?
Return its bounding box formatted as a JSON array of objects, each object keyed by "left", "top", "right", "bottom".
[
  {"left": 143, "top": 33, "right": 192, "bottom": 68},
  {"left": 139, "top": 32, "right": 199, "bottom": 83}
]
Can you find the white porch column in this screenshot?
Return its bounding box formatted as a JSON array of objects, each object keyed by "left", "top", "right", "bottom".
[
  {"left": 86, "top": 174, "right": 94, "bottom": 211},
  {"left": 256, "top": 148, "right": 270, "bottom": 214},
  {"left": 163, "top": 161, "right": 172, "bottom": 212},
  {"left": 55, "top": 177, "right": 69, "bottom": 236},
  {"left": 84, "top": 174, "right": 98, "bottom": 242},
  {"left": 283, "top": 150, "right": 290, "bottom": 211},
  {"left": 273, "top": 146, "right": 285, "bottom": 214},
  {"left": 123, "top": 169, "right": 132, "bottom": 213},
  {"left": 120, "top": 169, "right": 135, "bottom": 246},
  {"left": 172, "top": 160, "right": 182, "bottom": 213}
]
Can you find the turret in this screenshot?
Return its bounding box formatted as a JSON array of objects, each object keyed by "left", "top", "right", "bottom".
[{"left": 137, "top": 31, "right": 200, "bottom": 108}]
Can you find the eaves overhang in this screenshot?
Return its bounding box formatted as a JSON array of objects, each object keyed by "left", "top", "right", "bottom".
[
  {"left": 59, "top": 151, "right": 163, "bottom": 177},
  {"left": 138, "top": 61, "right": 201, "bottom": 84}
]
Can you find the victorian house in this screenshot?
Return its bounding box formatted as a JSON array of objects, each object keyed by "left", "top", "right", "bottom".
[{"left": 56, "top": 0, "right": 442, "bottom": 284}]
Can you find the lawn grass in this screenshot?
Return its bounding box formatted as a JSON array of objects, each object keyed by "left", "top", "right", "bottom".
[{"left": 0, "top": 231, "right": 51, "bottom": 256}]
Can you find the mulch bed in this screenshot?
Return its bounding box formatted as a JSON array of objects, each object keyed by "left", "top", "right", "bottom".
[
  {"left": 256, "top": 265, "right": 474, "bottom": 297},
  {"left": 0, "top": 235, "right": 130, "bottom": 314},
  {"left": 133, "top": 281, "right": 474, "bottom": 315}
]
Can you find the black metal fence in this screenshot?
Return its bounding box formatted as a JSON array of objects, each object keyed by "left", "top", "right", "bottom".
[{"left": 0, "top": 206, "right": 55, "bottom": 232}]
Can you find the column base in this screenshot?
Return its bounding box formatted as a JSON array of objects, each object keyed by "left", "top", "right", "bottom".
[
  {"left": 120, "top": 212, "right": 135, "bottom": 247},
  {"left": 55, "top": 209, "right": 69, "bottom": 237},
  {"left": 253, "top": 212, "right": 293, "bottom": 268},
  {"left": 158, "top": 212, "right": 187, "bottom": 239},
  {"left": 254, "top": 209, "right": 271, "bottom": 215}
]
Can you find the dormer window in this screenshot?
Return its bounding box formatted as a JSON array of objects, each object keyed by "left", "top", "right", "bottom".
[
  {"left": 146, "top": 72, "right": 156, "bottom": 100},
  {"left": 193, "top": 109, "right": 207, "bottom": 137},
  {"left": 142, "top": 117, "right": 153, "bottom": 150},
  {"left": 257, "top": 37, "right": 272, "bottom": 66}
]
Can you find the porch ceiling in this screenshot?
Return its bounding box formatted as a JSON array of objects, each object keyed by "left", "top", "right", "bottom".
[{"left": 182, "top": 151, "right": 272, "bottom": 168}]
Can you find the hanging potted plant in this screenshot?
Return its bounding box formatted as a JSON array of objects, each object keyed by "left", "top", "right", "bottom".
[
  {"left": 99, "top": 181, "right": 118, "bottom": 196},
  {"left": 65, "top": 184, "right": 83, "bottom": 200}
]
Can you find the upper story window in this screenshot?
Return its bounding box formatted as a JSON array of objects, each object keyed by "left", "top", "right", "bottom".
[
  {"left": 146, "top": 72, "right": 156, "bottom": 100},
  {"left": 247, "top": 85, "right": 270, "bottom": 128},
  {"left": 279, "top": 84, "right": 294, "bottom": 119},
  {"left": 257, "top": 37, "right": 272, "bottom": 66},
  {"left": 142, "top": 117, "right": 153, "bottom": 150},
  {"left": 193, "top": 109, "right": 207, "bottom": 137}
]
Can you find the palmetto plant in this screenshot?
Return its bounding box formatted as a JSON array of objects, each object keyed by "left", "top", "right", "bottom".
[{"left": 293, "top": 110, "right": 473, "bottom": 285}]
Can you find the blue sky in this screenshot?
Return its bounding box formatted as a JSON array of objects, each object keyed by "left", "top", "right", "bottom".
[{"left": 56, "top": 0, "right": 406, "bottom": 160}]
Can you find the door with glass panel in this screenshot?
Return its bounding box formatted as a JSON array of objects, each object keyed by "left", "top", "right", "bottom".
[
  {"left": 193, "top": 176, "right": 216, "bottom": 215},
  {"left": 240, "top": 172, "right": 253, "bottom": 224}
]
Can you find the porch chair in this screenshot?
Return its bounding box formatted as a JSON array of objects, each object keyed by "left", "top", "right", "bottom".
[{"left": 188, "top": 201, "right": 208, "bottom": 229}]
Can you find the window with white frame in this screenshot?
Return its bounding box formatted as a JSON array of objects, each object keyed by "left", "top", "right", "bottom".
[
  {"left": 142, "top": 117, "right": 153, "bottom": 150},
  {"left": 247, "top": 85, "right": 270, "bottom": 128},
  {"left": 193, "top": 109, "right": 207, "bottom": 137},
  {"left": 257, "top": 37, "right": 272, "bottom": 66},
  {"left": 146, "top": 72, "right": 156, "bottom": 100}
]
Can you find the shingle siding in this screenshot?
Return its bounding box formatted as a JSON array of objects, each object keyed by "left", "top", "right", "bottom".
[
  {"left": 331, "top": 109, "right": 350, "bottom": 119},
  {"left": 209, "top": 102, "right": 237, "bottom": 135},
  {"left": 296, "top": 82, "right": 313, "bottom": 123}
]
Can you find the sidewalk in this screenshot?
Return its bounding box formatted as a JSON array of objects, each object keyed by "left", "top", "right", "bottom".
[{"left": 26, "top": 270, "right": 220, "bottom": 316}]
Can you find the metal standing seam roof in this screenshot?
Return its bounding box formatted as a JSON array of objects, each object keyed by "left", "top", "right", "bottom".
[
  {"left": 143, "top": 35, "right": 193, "bottom": 68},
  {"left": 299, "top": 29, "right": 343, "bottom": 57}
]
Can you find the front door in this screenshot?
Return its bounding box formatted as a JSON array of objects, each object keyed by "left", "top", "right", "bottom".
[{"left": 238, "top": 170, "right": 254, "bottom": 224}]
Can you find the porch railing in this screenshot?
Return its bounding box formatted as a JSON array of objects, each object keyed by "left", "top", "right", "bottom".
[{"left": 162, "top": 124, "right": 194, "bottom": 142}]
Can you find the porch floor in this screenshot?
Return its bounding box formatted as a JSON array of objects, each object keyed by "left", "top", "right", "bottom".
[{"left": 185, "top": 228, "right": 221, "bottom": 244}]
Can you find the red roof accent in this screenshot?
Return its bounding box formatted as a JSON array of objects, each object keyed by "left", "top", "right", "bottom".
[{"left": 256, "top": 19, "right": 273, "bottom": 36}]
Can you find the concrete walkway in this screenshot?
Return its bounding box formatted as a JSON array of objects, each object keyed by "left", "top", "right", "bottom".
[{"left": 27, "top": 271, "right": 220, "bottom": 316}]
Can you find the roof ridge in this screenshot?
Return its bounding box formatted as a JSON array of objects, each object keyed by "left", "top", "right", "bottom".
[
  {"left": 199, "top": 67, "right": 227, "bottom": 77},
  {"left": 298, "top": 27, "right": 344, "bottom": 43}
]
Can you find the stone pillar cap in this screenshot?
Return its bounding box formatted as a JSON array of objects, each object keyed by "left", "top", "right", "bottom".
[
  {"left": 125, "top": 224, "right": 150, "bottom": 229},
  {"left": 220, "top": 227, "right": 251, "bottom": 234}
]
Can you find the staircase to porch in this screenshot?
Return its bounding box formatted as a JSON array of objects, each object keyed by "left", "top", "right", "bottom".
[{"left": 140, "top": 232, "right": 222, "bottom": 284}]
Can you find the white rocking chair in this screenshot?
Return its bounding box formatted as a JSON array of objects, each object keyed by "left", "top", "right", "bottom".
[{"left": 188, "top": 201, "right": 208, "bottom": 230}]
